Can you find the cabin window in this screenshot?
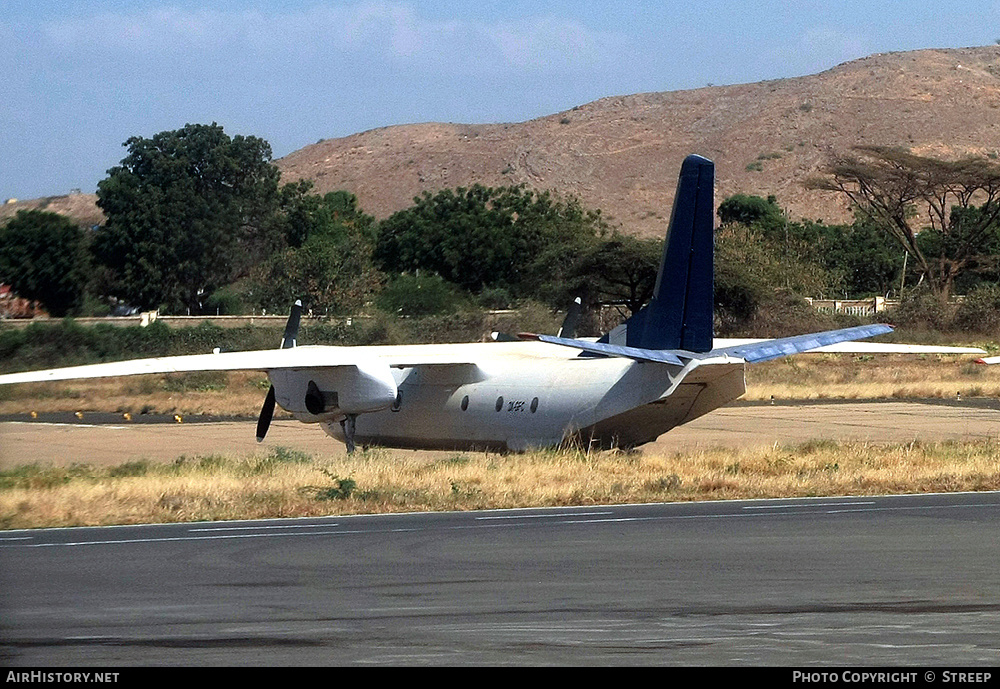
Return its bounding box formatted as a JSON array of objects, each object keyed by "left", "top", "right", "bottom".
[
  {"left": 461, "top": 395, "right": 469, "bottom": 411},
  {"left": 530, "top": 397, "right": 539, "bottom": 413},
  {"left": 495, "top": 396, "right": 503, "bottom": 412}
]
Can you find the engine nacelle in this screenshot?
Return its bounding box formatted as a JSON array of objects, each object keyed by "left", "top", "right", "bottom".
[{"left": 268, "top": 361, "right": 398, "bottom": 422}]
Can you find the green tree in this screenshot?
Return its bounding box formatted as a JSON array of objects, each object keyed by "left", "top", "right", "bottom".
[
  {"left": 808, "top": 146, "right": 1000, "bottom": 302},
  {"left": 0, "top": 210, "right": 91, "bottom": 316},
  {"left": 813, "top": 217, "right": 905, "bottom": 297},
  {"left": 375, "top": 273, "right": 466, "bottom": 317},
  {"left": 240, "top": 233, "right": 383, "bottom": 317},
  {"left": 238, "top": 189, "right": 382, "bottom": 315},
  {"left": 374, "top": 184, "right": 608, "bottom": 299},
  {"left": 714, "top": 223, "right": 838, "bottom": 331},
  {"left": 569, "top": 234, "right": 662, "bottom": 315},
  {"left": 93, "top": 123, "right": 282, "bottom": 313},
  {"left": 272, "top": 185, "right": 376, "bottom": 249},
  {"left": 717, "top": 193, "right": 785, "bottom": 231},
  {"left": 718, "top": 193, "right": 905, "bottom": 299}
]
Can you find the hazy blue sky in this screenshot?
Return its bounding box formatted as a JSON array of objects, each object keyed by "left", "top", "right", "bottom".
[{"left": 4, "top": 1, "right": 999, "bottom": 199}]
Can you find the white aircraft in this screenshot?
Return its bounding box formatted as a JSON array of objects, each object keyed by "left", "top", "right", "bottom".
[{"left": 0, "top": 156, "right": 985, "bottom": 452}]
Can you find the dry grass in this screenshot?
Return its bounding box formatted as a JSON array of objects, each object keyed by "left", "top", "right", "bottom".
[
  {"left": 744, "top": 354, "right": 1000, "bottom": 401},
  {"left": 3, "top": 439, "right": 999, "bottom": 530},
  {"left": 0, "top": 371, "right": 275, "bottom": 418}
]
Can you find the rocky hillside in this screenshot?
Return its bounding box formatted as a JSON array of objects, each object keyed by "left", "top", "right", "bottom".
[
  {"left": 0, "top": 192, "right": 103, "bottom": 228},
  {"left": 9, "top": 46, "right": 1000, "bottom": 237}
]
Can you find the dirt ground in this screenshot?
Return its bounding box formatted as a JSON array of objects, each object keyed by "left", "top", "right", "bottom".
[{"left": 2, "top": 400, "right": 999, "bottom": 467}]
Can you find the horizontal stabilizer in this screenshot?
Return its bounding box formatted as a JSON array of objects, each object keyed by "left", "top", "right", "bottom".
[{"left": 532, "top": 334, "right": 686, "bottom": 366}]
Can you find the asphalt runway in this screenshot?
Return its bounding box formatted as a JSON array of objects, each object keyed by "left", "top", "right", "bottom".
[
  {"left": 2, "top": 401, "right": 999, "bottom": 666},
  {"left": 2, "top": 400, "right": 1000, "bottom": 466},
  {"left": 2, "top": 492, "right": 999, "bottom": 665}
]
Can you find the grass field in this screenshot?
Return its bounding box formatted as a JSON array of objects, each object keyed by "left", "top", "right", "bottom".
[
  {"left": 3, "top": 353, "right": 999, "bottom": 530},
  {"left": 2, "top": 438, "right": 998, "bottom": 529},
  {"left": 745, "top": 354, "right": 1000, "bottom": 401}
]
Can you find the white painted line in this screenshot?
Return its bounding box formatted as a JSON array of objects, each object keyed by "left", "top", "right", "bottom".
[
  {"left": 16, "top": 529, "right": 367, "bottom": 548},
  {"left": 476, "top": 511, "right": 613, "bottom": 520},
  {"left": 743, "top": 501, "right": 876, "bottom": 510},
  {"left": 188, "top": 523, "right": 339, "bottom": 532}
]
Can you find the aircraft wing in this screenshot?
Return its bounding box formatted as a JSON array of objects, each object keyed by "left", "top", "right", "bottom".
[
  {"left": 0, "top": 346, "right": 359, "bottom": 385},
  {"left": 2, "top": 343, "right": 475, "bottom": 384},
  {"left": 0, "top": 340, "right": 509, "bottom": 386}
]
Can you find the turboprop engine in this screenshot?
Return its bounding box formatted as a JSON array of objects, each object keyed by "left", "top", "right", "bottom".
[
  {"left": 250, "top": 301, "right": 397, "bottom": 453},
  {"left": 268, "top": 361, "right": 399, "bottom": 422}
]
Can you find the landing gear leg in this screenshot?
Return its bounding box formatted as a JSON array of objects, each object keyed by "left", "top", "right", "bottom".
[{"left": 341, "top": 414, "right": 358, "bottom": 454}]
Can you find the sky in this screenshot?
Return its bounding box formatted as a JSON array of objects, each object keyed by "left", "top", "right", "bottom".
[{"left": 3, "top": 0, "right": 1000, "bottom": 200}]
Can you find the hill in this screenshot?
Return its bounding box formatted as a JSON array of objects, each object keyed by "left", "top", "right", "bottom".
[
  {"left": 8, "top": 46, "right": 1000, "bottom": 236},
  {"left": 0, "top": 192, "right": 103, "bottom": 228}
]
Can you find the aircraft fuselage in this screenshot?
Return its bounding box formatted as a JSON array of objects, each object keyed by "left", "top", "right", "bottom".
[{"left": 267, "top": 341, "right": 746, "bottom": 452}]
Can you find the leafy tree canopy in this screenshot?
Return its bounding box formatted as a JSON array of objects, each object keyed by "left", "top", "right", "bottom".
[
  {"left": 93, "top": 123, "right": 283, "bottom": 313},
  {"left": 375, "top": 273, "right": 466, "bottom": 317},
  {"left": 714, "top": 222, "right": 838, "bottom": 331},
  {"left": 0, "top": 210, "right": 91, "bottom": 317},
  {"left": 237, "top": 190, "right": 382, "bottom": 316},
  {"left": 717, "top": 193, "right": 907, "bottom": 300},
  {"left": 374, "top": 184, "right": 609, "bottom": 299},
  {"left": 717, "top": 193, "right": 785, "bottom": 232},
  {"left": 274, "top": 184, "right": 377, "bottom": 249},
  {"left": 238, "top": 231, "right": 383, "bottom": 317},
  {"left": 808, "top": 146, "right": 1000, "bottom": 302},
  {"left": 568, "top": 234, "right": 662, "bottom": 315}
]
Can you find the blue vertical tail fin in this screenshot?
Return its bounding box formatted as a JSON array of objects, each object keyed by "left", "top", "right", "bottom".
[{"left": 600, "top": 154, "right": 715, "bottom": 352}]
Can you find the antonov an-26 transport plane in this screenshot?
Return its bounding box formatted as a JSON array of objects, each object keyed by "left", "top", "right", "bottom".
[{"left": 0, "top": 156, "right": 985, "bottom": 452}]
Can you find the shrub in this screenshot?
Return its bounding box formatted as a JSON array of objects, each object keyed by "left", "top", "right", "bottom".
[
  {"left": 954, "top": 284, "right": 1000, "bottom": 334},
  {"left": 887, "top": 288, "right": 955, "bottom": 332},
  {"left": 203, "top": 287, "right": 247, "bottom": 315},
  {"left": 476, "top": 287, "right": 513, "bottom": 310},
  {"left": 375, "top": 274, "right": 466, "bottom": 317},
  {"left": 314, "top": 472, "right": 357, "bottom": 501}
]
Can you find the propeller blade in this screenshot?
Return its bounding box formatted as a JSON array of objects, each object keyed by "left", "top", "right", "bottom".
[
  {"left": 557, "top": 297, "right": 583, "bottom": 338},
  {"left": 256, "top": 385, "right": 276, "bottom": 442},
  {"left": 256, "top": 301, "right": 303, "bottom": 442},
  {"left": 490, "top": 331, "right": 520, "bottom": 342},
  {"left": 280, "top": 299, "right": 303, "bottom": 349},
  {"left": 491, "top": 297, "right": 583, "bottom": 343}
]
